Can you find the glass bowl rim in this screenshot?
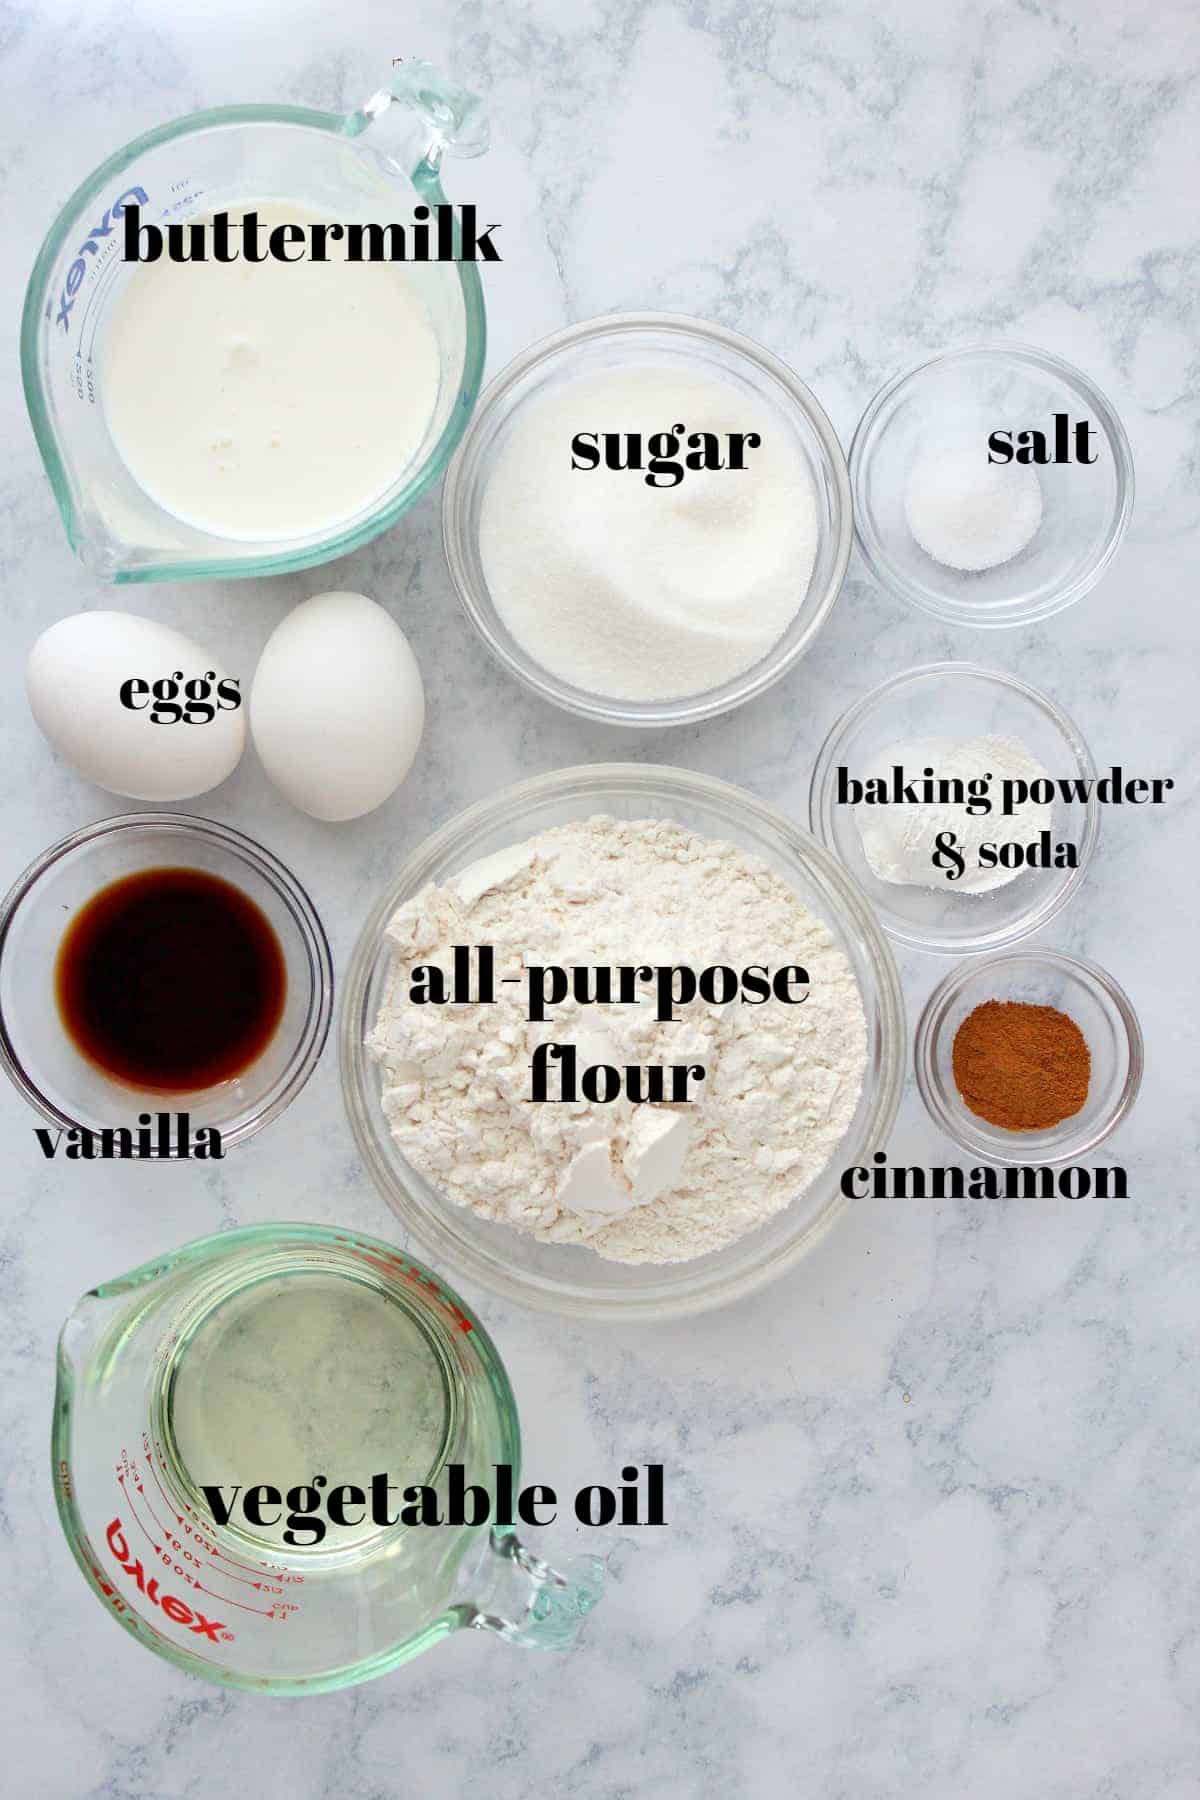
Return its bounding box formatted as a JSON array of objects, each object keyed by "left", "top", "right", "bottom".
[
  {"left": 913, "top": 946, "right": 1144, "bottom": 1164},
  {"left": 441, "top": 309, "right": 853, "bottom": 727},
  {"left": 808, "top": 658, "right": 1101, "bottom": 955},
  {"left": 0, "top": 811, "right": 333, "bottom": 1149},
  {"left": 848, "top": 340, "right": 1135, "bottom": 628},
  {"left": 338, "top": 759, "right": 905, "bottom": 1320}
]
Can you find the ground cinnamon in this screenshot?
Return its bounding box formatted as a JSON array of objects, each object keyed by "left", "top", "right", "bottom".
[{"left": 951, "top": 999, "right": 1090, "bottom": 1131}]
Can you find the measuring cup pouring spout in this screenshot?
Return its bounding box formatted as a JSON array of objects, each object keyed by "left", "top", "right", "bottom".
[
  {"left": 22, "top": 60, "right": 488, "bottom": 583},
  {"left": 53, "top": 1225, "right": 605, "bottom": 1692}
]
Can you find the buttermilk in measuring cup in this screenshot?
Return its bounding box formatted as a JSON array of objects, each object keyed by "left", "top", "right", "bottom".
[{"left": 102, "top": 203, "right": 441, "bottom": 540}]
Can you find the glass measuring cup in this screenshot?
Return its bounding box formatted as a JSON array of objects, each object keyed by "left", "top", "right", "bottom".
[
  {"left": 54, "top": 1224, "right": 606, "bottom": 1692},
  {"left": 22, "top": 61, "right": 488, "bottom": 583}
]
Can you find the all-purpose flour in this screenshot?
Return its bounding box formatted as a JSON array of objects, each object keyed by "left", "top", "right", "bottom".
[{"left": 367, "top": 816, "right": 868, "bottom": 1264}]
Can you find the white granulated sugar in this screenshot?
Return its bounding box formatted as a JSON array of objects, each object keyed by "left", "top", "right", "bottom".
[
  {"left": 854, "top": 735, "right": 1054, "bottom": 896},
  {"left": 905, "top": 444, "right": 1043, "bottom": 572},
  {"left": 366, "top": 816, "right": 868, "bottom": 1264},
  {"left": 478, "top": 367, "right": 820, "bottom": 702}
]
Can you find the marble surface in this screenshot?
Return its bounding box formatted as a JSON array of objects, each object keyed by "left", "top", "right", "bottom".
[{"left": 2, "top": 0, "right": 1198, "bottom": 1794}]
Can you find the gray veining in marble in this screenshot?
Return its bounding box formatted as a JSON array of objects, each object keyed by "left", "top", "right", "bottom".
[{"left": 2, "top": 1, "right": 1198, "bottom": 1795}]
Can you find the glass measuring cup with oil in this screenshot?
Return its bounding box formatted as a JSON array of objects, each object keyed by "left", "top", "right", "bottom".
[{"left": 54, "top": 1224, "right": 605, "bottom": 1691}]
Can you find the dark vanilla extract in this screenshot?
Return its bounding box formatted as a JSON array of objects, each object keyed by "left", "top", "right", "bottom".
[{"left": 55, "top": 867, "right": 286, "bottom": 1092}]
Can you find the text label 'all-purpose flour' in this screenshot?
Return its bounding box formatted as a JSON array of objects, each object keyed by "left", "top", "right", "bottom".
[{"left": 367, "top": 816, "right": 868, "bottom": 1264}]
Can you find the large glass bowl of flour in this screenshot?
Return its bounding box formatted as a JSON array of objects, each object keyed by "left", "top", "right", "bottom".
[
  {"left": 340, "top": 764, "right": 903, "bottom": 1320},
  {"left": 442, "top": 315, "right": 853, "bottom": 726}
]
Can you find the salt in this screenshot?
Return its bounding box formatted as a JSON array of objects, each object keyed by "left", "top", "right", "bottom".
[{"left": 905, "top": 443, "right": 1043, "bottom": 572}]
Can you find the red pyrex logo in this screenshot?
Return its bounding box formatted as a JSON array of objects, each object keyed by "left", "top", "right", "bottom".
[{"left": 105, "top": 1517, "right": 228, "bottom": 1642}]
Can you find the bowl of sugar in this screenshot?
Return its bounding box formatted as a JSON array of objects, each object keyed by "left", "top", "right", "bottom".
[
  {"left": 442, "top": 312, "right": 852, "bottom": 727},
  {"left": 849, "top": 343, "right": 1134, "bottom": 628}
]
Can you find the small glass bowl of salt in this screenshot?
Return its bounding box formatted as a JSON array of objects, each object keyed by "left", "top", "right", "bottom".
[{"left": 850, "top": 344, "right": 1133, "bottom": 628}]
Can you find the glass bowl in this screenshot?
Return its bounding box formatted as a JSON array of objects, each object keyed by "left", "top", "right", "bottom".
[
  {"left": 850, "top": 343, "right": 1134, "bottom": 627},
  {"left": 809, "top": 662, "right": 1099, "bottom": 955},
  {"left": 339, "top": 763, "right": 904, "bottom": 1320},
  {"left": 441, "top": 313, "right": 852, "bottom": 727},
  {"left": 0, "top": 814, "right": 332, "bottom": 1150},
  {"left": 914, "top": 949, "right": 1142, "bottom": 1164}
]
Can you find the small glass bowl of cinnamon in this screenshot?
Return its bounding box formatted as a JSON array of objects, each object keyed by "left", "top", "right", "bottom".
[{"left": 914, "top": 949, "right": 1142, "bottom": 1164}]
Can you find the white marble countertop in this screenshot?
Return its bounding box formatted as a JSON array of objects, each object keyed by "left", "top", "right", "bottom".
[{"left": 3, "top": 1, "right": 1198, "bottom": 1794}]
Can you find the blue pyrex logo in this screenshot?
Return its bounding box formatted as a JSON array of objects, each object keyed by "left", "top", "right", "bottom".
[{"left": 49, "top": 186, "right": 148, "bottom": 332}]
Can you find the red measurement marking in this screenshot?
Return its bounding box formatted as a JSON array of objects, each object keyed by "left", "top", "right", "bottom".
[
  {"left": 136, "top": 1479, "right": 172, "bottom": 1540},
  {"left": 195, "top": 1584, "right": 276, "bottom": 1618},
  {"left": 348, "top": 1244, "right": 476, "bottom": 1334},
  {"left": 210, "top": 1541, "right": 280, "bottom": 1573},
  {"left": 118, "top": 1474, "right": 159, "bottom": 1552},
  {"left": 210, "top": 1565, "right": 280, "bottom": 1589},
  {"left": 144, "top": 1448, "right": 287, "bottom": 1574},
  {"left": 179, "top": 1517, "right": 219, "bottom": 1557},
  {"left": 214, "top": 1548, "right": 290, "bottom": 1575},
  {"left": 144, "top": 1450, "right": 184, "bottom": 1526}
]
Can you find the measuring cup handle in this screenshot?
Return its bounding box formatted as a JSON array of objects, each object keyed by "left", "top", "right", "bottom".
[
  {"left": 466, "top": 1527, "right": 610, "bottom": 1651},
  {"left": 351, "top": 59, "right": 489, "bottom": 173}
]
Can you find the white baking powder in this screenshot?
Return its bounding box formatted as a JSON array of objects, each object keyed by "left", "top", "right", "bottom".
[
  {"left": 367, "top": 816, "right": 867, "bottom": 1264},
  {"left": 854, "top": 734, "right": 1054, "bottom": 895},
  {"left": 478, "top": 367, "right": 820, "bottom": 702}
]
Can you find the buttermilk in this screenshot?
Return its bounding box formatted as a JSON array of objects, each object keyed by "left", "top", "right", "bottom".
[{"left": 121, "top": 202, "right": 502, "bottom": 263}]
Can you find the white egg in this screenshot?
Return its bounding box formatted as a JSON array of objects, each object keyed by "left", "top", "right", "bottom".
[
  {"left": 249, "top": 591, "right": 424, "bottom": 822},
  {"left": 26, "top": 611, "right": 245, "bottom": 802}
]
